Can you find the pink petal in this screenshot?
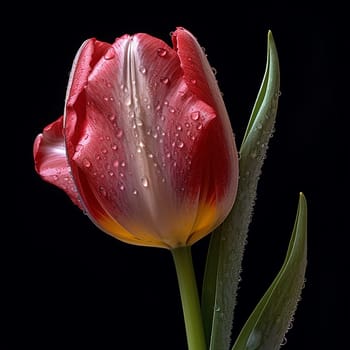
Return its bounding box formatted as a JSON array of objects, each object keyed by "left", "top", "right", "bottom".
[{"left": 33, "top": 116, "right": 83, "bottom": 209}]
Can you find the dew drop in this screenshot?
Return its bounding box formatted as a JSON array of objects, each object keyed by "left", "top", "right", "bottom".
[
  {"left": 136, "top": 146, "right": 142, "bottom": 153},
  {"left": 184, "top": 122, "right": 190, "bottom": 128},
  {"left": 196, "top": 123, "right": 203, "bottom": 130},
  {"left": 108, "top": 170, "right": 114, "bottom": 177},
  {"left": 190, "top": 79, "right": 197, "bottom": 84},
  {"left": 116, "top": 129, "right": 123, "bottom": 138},
  {"left": 250, "top": 151, "right": 257, "bottom": 159},
  {"left": 120, "top": 184, "right": 125, "bottom": 191},
  {"left": 53, "top": 175, "right": 59, "bottom": 181},
  {"left": 120, "top": 161, "right": 126, "bottom": 167},
  {"left": 281, "top": 337, "right": 288, "bottom": 346},
  {"left": 104, "top": 48, "right": 115, "bottom": 60},
  {"left": 141, "top": 176, "right": 149, "bottom": 188},
  {"left": 102, "top": 148, "right": 108, "bottom": 154},
  {"left": 169, "top": 107, "right": 176, "bottom": 113},
  {"left": 157, "top": 47, "right": 168, "bottom": 57},
  {"left": 103, "top": 96, "right": 109, "bottom": 101},
  {"left": 99, "top": 186, "right": 107, "bottom": 197},
  {"left": 119, "top": 172, "right": 125, "bottom": 178},
  {"left": 83, "top": 158, "right": 91, "bottom": 168},
  {"left": 132, "top": 189, "right": 138, "bottom": 195},
  {"left": 111, "top": 144, "right": 118, "bottom": 150},
  {"left": 139, "top": 66, "right": 147, "bottom": 74},
  {"left": 176, "top": 124, "right": 182, "bottom": 131},
  {"left": 176, "top": 140, "right": 184, "bottom": 148},
  {"left": 113, "top": 160, "right": 119, "bottom": 168},
  {"left": 191, "top": 111, "right": 200, "bottom": 121},
  {"left": 160, "top": 77, "right": 169, "bottom": 84}
]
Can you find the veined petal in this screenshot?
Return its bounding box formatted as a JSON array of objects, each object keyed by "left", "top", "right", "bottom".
[{"left": 33, "top": 116, "right": 82, "bottom": 209}]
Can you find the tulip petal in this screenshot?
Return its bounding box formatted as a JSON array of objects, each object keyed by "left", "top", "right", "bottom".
[
  {"left": 173, "top": 27, "right": 239, "bottom": 223},
  {"left": 62, "top": 31, "right": 238, "bottom": 248},
  {"left": 33, "top": 116, "right": 82, "bottom": 209}
]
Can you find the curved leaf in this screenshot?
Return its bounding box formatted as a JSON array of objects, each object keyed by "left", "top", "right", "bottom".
[
  {"left": 231, "top": 193, "right": 307, "bottom": 350},
  {"left": 201, "top": 30, "right": 280, "bottom": 350}
]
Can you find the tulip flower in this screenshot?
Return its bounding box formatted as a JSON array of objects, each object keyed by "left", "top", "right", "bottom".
[
  {"left": 33, "top": 28, "right": 308, "bottom": 350},
  {"left": 34, "top": 27, "right": 239, "bottom": 250}
]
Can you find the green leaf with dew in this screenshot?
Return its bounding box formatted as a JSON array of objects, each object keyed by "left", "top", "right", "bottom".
[
  {"left": 201, "top": 30, "right": 280, "bottom": 350},
  {"left": 231, "top": 193, "right": 307, "bottom": 350}
]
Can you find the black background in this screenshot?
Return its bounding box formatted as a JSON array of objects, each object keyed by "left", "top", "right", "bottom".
[{"left": 5, "top": 1, "right": 347, "bottom": 349}]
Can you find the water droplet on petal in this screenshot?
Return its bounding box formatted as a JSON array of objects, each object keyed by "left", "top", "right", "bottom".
[
  {"left": 191, "top": 111, "right": 200, "bottom": 121},
  {"left": 176, "top": 140, "right": 184, "bottom": 148},
  {"left": 139, "top": 66, "right": 147, "bottom": 74},
  {"left": 113, "top": 160, "right": 119, "bottom": 168},
  {"left": 108, "top": 171, "right": 114, "bottom": 177},
  {"left": 157, "top": 47, "right": 168, "bottom": 57},
  {"left": 104, "top": 48, "right": 115, "bottom": 60},
  {"left": 111, "top": 144, "right": 118, "bottom": 150},
  {"left": 141, "top": 176, "right": 149, "bottom": 188},
  {"left": 99, "top": 186, "right": 107, "bottom": 197},
  {"left": 108, "top": 113, "right": 116, "bottom": 121},
  {"left": 120, "top": 184, "right": 125, "bottom": 191},
  {"left": 116, "top": 129, "right": 123, "bottom": 138},
  {"left": 83, "top": 158, "right": 91, "bottom": 168},
  {"left": 132, "top": 189, "right": 138, "bottom": 195},
  {"left": 160, "top": 77, "right": 169, "bottom": 84},
  {"left": 190, "top": 79, "right": 197, "bottom": 84}
]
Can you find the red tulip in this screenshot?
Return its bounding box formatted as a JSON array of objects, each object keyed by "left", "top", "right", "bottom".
[{"left": 34, "top": 27, "right": 239, "bottom": 249}]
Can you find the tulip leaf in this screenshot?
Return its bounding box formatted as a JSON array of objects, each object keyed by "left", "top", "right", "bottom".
[
  {"left": 231, "top": 193, "right": 307, "bottom": 350},
  {"left": 201, "top": 31, "right": 280, "bottom": 350}
]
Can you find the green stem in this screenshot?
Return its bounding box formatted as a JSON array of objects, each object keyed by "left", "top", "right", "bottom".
[{"left": 171, "top": 246, "right": 207, "bottom": 350}]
